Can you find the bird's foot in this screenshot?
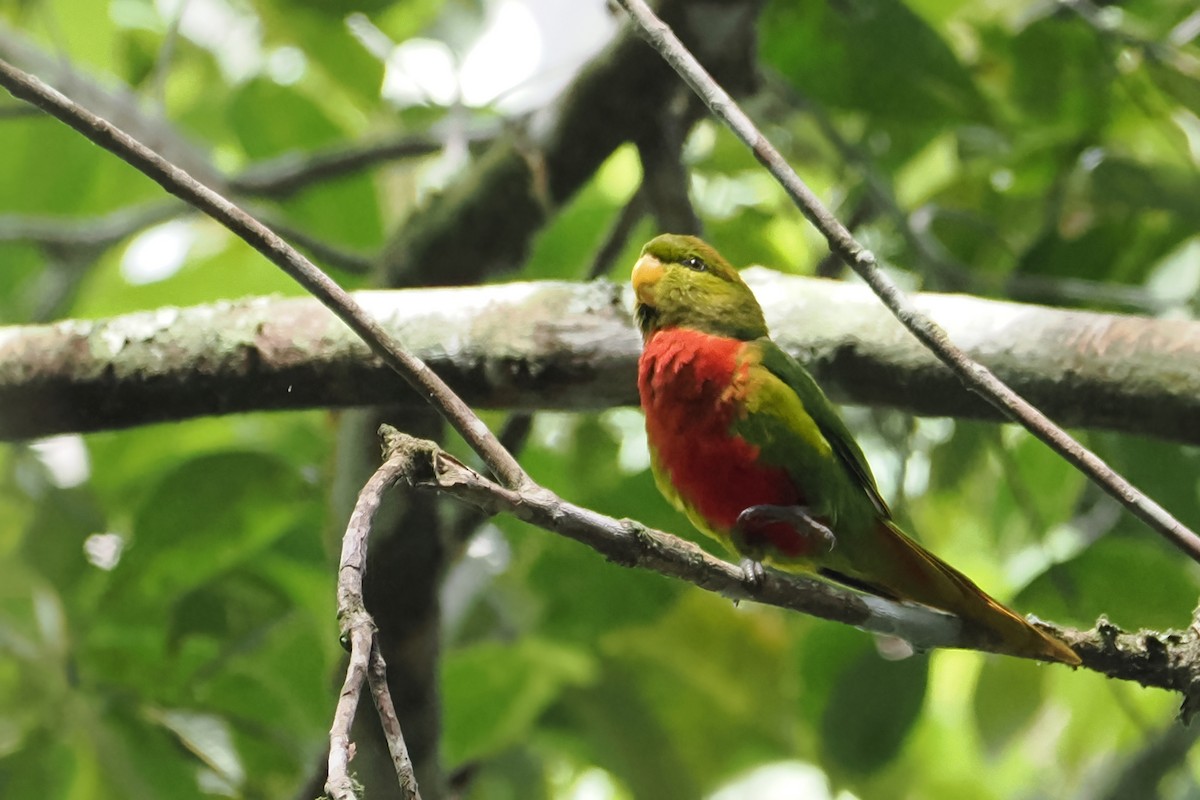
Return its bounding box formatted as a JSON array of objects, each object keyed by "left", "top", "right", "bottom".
[
  {"left": 739, "top": 556, "right": 767, "bottom": 592},
  {"left": 734, "top": 504, "right": 837, "bottom": 556}
]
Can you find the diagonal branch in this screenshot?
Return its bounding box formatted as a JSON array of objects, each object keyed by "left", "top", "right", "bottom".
[
  {"left": 385, "top": 426, "right": 1200, "bottom": 717},
  {"left": 613, "top": 0, "right": 1200, "bottom": 563}
]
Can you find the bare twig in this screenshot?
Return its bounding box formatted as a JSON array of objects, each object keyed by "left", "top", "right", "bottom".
[
  {"left": 254, "top": 211, "right": 376, "bottom": 275},
  {"left": 0, "top": 201, "right": 186, "bottom": 248},
  {"left": 328, "top": 436, "right": 423, "bottom": 800},
  {"left": 587, "top": 188, "right": 648, "bottom": 279},
  {"left": 0, "top": 57, "right": 529, "bottom": 491},
  {"left": 613, "top": 0, "right": 1200, "bottom": 564},
  {"left": 368, "top": 640, "right": 420, "bottom": 799},
  {"left": 327, "top": 621, "right": 371, "bottom": 800},
  {"left": 229, "top": 129, "right": 497, "bottom": 199}
]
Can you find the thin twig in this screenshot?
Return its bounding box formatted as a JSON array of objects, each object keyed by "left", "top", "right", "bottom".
[
  {"left": 328, "top": 441, "right": 423, "bottom": 800},
  {"left": 587, "top": 188, "right": 648, "bottom": 279},
  {"left": 613, "top": 0, "right": 1200, "bottom": 564},
  {"left": 254, "top": 211, "right": 376, "bottom": 275},
  {"left": 368, "top": 640, "right": 421, "bottom": 799},
  {"left": 229, "top": 129, "right": 497, "bottom": 199},
  {"left": 2, "top": 47, "right": 1196, "bottom": 706},
  {"left": 327, "top": 622, "right": 371, "bottom": 800},
  {"left": 0, "top": 57, "right": 529, "bottom": 492},
  {"left": 0, "top": 201, "right": 186, "bottom": 247}
]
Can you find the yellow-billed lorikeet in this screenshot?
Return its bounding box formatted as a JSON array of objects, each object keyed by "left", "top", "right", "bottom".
[{"left": 632, "top": 233, "right": 1079, "bottom": 665}]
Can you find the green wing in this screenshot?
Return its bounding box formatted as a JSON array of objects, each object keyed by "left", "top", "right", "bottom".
[{"left": 737, "top": 339, "right": 892, "bottom": 523}]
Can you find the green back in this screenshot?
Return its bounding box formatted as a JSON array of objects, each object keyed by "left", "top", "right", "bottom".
[{"left": 730, "top": 339, "right": 891, "bottom": 539}]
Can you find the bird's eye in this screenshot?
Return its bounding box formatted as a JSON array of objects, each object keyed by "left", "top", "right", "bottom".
[{"left": 682, "top": 256, "right": 707, "bottom": 272}]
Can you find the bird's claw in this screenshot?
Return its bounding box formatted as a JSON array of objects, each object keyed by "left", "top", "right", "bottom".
[
  {"left": 734, "top": 504, "right": 837, "bottom": 556},
  {"left": 739, "top": 557, "right": 767, "bottom": 592}
]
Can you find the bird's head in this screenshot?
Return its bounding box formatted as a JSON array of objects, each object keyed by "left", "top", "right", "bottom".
[{"left": 632, "top": 234, "right": 768, "bottom": 341}]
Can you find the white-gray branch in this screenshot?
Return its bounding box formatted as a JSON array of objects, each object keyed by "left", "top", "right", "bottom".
[{"left": 2, "top": 271, "right": 1197, "bottom": 443}]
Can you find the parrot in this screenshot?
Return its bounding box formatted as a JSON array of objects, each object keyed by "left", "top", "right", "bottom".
[{"left": 632, "top": 233, "right": 1080, "bottom": 665}]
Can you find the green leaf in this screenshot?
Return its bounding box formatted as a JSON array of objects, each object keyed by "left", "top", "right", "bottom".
[
  {"left": 563, "top": 591, "right": 794, "bottom": 796},
  {"left": 442, "top": 638, "right": 596, "bottom": 766},
  {"left": 821, "top": 648, "right": 929, "bottom": 774},
  {"left": 1019, "top": 535, "right": 1200, "bottom": 630},
  {"left": 1088, "top": 158, "right": 1200, "bottom": 221},
  {"left": 372, "top": 0, "right": 450, "bottom": 44},
  {"left": 256, "top": 4, "right": 387, "bottom": 105},
  {"left": 148, "top": 708, "right": 245, "bottom": 792},
  {"left": 109, "top": 451, "right": 317, "bottom": 615},
  {"left": 762, "top": 0, "right": 988, "bottom": 128},
  {"left": 1008, "top": 18, "right": 1110, "bottom": 136},
  {"left": 228, "top": 78, "right": 347, "bottom": 159},
  {"left": 991, "top": 428, "right": 1086, "bottom": 547},
  {"left": 72, "top": 233, "right": 305, "bottom": 320},
  {"left": 972, "top": 656, "right": 1046, "bottom": 752},
  {"left": 22, "top": 485, "right": 105, "bottom": 590},
  {"left": 0, "top": 731, "right": 83, "bottom": 799},
  {"left": 1145, "top": 55, "right": 1200, "bottom": 118}
]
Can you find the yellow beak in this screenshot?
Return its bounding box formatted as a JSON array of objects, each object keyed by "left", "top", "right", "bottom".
[{"left": 631, "top": 254, "right": 664, "bottom": 305}]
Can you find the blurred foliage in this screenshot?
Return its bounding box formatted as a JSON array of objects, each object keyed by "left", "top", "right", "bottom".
[{"left": 2, "top": 0, "right": 1200, "bottom": 799}]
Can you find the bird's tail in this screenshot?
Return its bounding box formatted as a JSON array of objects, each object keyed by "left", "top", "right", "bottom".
[{"left": 826, "top": 519, "right": 1079, "bottom": 665}]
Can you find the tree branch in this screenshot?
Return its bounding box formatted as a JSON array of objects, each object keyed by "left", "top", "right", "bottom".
[
  {"left": 613, "top": 0, "right": 1200, "bottom": 562},
  {"left": 587, "top": 188, "right": 648, "bottom": 279},
  {"left": 0, "top": 201, "right": 186, "bottom": 248},
  {"left": 228, "top": 128, "right": 498, "bottom": 200},
  {"left": 3, "top": 276, "right": 1199, "bottom": 443},
  {"left": 383, "top": 426, "right": 1200, "bottom": 715},
  {"left": 328, "top": 439, "right": 422, "bottom": 800}
]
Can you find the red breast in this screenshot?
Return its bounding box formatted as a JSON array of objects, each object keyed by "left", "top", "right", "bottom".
[{"left": 638, "top": 329, "right": 810, "bottom": 556}]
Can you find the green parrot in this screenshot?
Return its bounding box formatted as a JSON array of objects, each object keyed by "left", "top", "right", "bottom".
[{"left": 632, "top": 233, "right": 1079, "bottom": 665}]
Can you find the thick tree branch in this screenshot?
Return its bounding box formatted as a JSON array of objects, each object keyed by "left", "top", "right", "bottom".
[
  {"left": 614, "top": 0, "right": 1200, "bottom": 562},
  {"left": 3, "top": 276, "right": 1199, "bottom": 444}
]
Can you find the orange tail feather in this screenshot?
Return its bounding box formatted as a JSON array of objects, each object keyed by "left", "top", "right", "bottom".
[{"left": 833, "top": 520, "right": 1079, "bottom": 665}]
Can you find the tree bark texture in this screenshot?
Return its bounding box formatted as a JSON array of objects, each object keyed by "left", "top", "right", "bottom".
[{"left": 2, "top": 271, "right": 1196, "bottom": 444}]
